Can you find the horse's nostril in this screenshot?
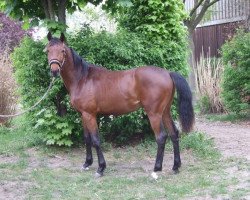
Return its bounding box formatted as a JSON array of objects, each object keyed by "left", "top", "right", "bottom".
[{"left": 51, "top": 69, "right": 59, "bottom": 77}]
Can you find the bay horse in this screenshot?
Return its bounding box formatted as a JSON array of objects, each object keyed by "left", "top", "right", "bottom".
[{"left": 46, "top": 32, "right": 194, "bottom": 178}]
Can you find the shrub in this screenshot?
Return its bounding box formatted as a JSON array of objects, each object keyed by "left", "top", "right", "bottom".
[
  {"left": 0, "top": 49, "right": 18, "bottom": 125},
  {"left": 12, "top": 26, "right": 188, "bottom": 146},
  {"left": 0, "top": 13, "right": 29, "bottom": 126},
  {"left": 117, "top": 0, "right": 186, "bottom": 42},
  {"left": 221, "top": 30, "right": 250, "bottom": 113},
  {"left": 194, "top": 55, "right": 225, "bottom": 114},
  {"left": 12, "top": 38, "right": 82, "bottom": 146},
  {"left": 0, "top": 13, "right": 28, "bottom": 53}
]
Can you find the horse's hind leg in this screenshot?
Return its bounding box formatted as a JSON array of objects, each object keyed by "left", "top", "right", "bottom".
[
  {"left": 147, "top": 112, "right": 167, "bottom": 172},
  {"left": 163, "top": 109, "right": 181, "bottom": 173}
]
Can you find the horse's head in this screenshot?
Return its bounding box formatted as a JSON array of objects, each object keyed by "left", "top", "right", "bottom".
[{"left": 46, "top": 32, "right": 66, "bottom": 77}]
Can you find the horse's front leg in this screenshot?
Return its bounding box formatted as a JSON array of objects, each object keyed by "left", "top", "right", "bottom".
[
  {"left": 82, "top": 125, "right": 93, "bottom": 170},
  {"left": 82, "top": 112, "right": 106, "bottom": 177}
]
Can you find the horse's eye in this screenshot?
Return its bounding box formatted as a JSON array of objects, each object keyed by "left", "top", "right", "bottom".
[{"left": 62, "top": 49, "right": 65, "bottom": 53}]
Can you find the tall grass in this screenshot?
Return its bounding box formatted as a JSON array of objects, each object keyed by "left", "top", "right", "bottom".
[
  {"left": 0, "top": 48, "right": 18, "bottom": 125},
  {"left": 194, "top": 52, "right": 225, "bottom": 114}
]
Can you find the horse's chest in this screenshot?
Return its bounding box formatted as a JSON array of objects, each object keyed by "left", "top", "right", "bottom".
[{"left": 70, "top": 90, "right": 96, "bottom": 113}]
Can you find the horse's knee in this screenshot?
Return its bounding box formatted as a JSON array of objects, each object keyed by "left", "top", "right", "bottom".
[
  {"left": 169, "top": 129, "right": 179, "bottom": 142},
  {"left": 91, "top": 134, "right": 100, "bottom": 148},
  {"left": 84, "top": 134, "right": 91, "bottom": 144},
  {"left": 156, "top": 133, "right": 167, "bottom": 146}
]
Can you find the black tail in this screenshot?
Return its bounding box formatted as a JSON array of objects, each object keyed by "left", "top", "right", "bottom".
[{"left": 170, "top": 72, "right": 194, "bottom": 133}]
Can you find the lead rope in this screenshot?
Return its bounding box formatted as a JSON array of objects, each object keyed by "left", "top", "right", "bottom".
[{"left": 0, "top": 78, "right": 55, "bottom": 118}]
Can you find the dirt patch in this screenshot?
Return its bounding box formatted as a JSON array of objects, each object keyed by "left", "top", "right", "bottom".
[
  {"left": 0, "top": 181, "right": 31, "bottom": 200},
  {"left": 195, "top": 117, "right": 250, "bottom": 161},
  {"left": 0, "top": 155, "right": 19, "bottom": 165},
  {"left": 26, "top": 147, "right": 81, "bottom": 171},
  {"left": 195, "top": 117, "right": 250, "bottom": 200},
  {"left": 104, "top": 149, "right": 196, "bottom": 179}
]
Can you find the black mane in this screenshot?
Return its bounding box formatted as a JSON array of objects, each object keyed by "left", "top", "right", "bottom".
[{"left": 70, "top": 48, "right": 89, "bottom": 76}]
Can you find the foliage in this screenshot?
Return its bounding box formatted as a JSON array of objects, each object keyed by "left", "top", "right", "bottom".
[
  {"left": 11, "top": 37, "right": 82, "bottom": 146},
  {"left": 0, "top": 48, "right": 17, "bottom": 125},
  {"left": 0, "top": 13, "right": 27, "bottom": 126},
  {"left": 0, "top": 13, "right": 28, "bottom": 53},
  {"left": 0, "top": 0, "right": 101, "bottom": 20},
  {"left": 0, "top": 0, "right": 103, "bottom": 31},
  {"left": 70, "top": 28, "right": 188, "bottom": 143},
  {"left": 117, "top": 0, "right": 187, "bottom": 42},
  {"left": 180, "top": 132, "right": 220, "bottom": 159},
  {"left": 184, "top": 0, "right": 220, "bottom": 32},
  {"left": 221, "top": 30, "right": 250, "bottom": 113}
]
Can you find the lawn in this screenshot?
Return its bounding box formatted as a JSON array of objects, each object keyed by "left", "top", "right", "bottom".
[{"left": 0, "top": 117, "right": 248, "bottom": 200}]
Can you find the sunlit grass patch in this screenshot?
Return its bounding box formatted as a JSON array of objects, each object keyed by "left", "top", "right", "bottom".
[{"left": 180, "top": 131, "right": 220, "bottom": 159}]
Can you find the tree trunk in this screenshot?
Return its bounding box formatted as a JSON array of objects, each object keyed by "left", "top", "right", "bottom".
[
  {"left": 187, "top": 28, "right": 197, "bottom": 103},
  {"left": 54, "top": 92, "right": 67, "bottom": 117},
  {"left": 41, "top": 0, "right": 50, "bottom": 19},
  {"left": 47, "top": 0, "right": 55, "bottom": 21},
  {"left": 247, "top": 14, "right": 250, "bottom": 32},
  {"left": 56, "top": 0, "right": 67, "bottom": 116},
  {"left": 58, "top": 0, "right": 67, "bottom": 25}
]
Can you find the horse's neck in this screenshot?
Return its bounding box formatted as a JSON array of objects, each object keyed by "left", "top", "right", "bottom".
[{"left": 60, "top": 47, "right": 83, "bottom": 94}]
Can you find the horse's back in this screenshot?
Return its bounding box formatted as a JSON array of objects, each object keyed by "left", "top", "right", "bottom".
[{"left": 135, "top": 66, "right": 173, "bottom": 93}]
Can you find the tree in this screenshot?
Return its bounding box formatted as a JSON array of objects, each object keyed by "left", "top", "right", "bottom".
[
  {"left": 183, "top": 0, "right": 220, "bottom": 93},
  {"left": 235, "top": 0, "right": 250, "bottom": 31},
  {"left": 0, "top": 0, "right": 103, "bottom": 31},
  {"left": 0, "top": 0, "right": 106, "bottom": 116},
  {"left": 117, "top": 0, "right": 186, "bottom": 42}
]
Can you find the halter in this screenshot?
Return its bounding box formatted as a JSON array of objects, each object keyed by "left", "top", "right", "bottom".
[
  {"left": 49, "top": 44, "right": 66, "bottom": 70},
  {"left": 49, "top": 58, "right": 65, "bottom": 70}
]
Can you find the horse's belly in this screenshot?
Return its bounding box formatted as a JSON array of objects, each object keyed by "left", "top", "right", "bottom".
[{"left": 97, "top": 98, "right": 141, "bottom": 115}]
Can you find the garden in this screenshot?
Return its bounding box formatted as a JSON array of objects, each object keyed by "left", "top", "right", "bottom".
[{"left": 0, "top": 0, "right": 249, "bottom": 199}]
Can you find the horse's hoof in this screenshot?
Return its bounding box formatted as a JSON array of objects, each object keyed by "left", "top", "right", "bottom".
[
  {"left": 94, "top": 172, "right": 103, "bottom": 178},
  {"left": 81, "top": 166, "right": 90, "bottom": 171},
  {"left": 151, "top": 172, "right": 158, "bottom": 180},
  {"left": 172, "top": 169, "right": 179, "bottom": 174}
]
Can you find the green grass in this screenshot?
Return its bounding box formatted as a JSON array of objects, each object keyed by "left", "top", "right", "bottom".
[
  {"left": 0, "top": 116, "right": 249, "bottom": 200},
  {"left": 205, "top": 113, "right": 249, "bottom": 122}
]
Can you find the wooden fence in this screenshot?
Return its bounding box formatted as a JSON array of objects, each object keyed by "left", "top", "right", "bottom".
[
  {"left": 185, "top": 0, "right": 250, "bottom": 62},
  {"left": 193, "top": 21, "right": 244, "bottom": 62}
]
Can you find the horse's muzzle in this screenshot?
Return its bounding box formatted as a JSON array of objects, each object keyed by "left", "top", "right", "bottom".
[{"left": 51, "top": 69, "right": 60, "bottom": 77}]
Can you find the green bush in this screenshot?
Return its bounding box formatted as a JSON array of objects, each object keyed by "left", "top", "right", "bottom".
[
  {"left": 12, "top": 26, "right": 187, "bottom": 146},
  {"left": 221, "top": 30, "right": 250, "bottom": 113},
  {"left": 70, "top": 29, "right": 188, "bottom": 144},
  {"left": 12, "top": 38, "right": 82, "bottom": 146},
  {"left": 118, "top": 0, "right": 186, "bottom": 42}
]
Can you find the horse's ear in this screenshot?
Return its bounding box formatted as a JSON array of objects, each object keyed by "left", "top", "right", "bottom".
[
  {"left": 47, "top": 32, "right": 52, "bottom": 41},
  {"left": 60, "top": 32, "right": 66, "bottom": 43}
]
